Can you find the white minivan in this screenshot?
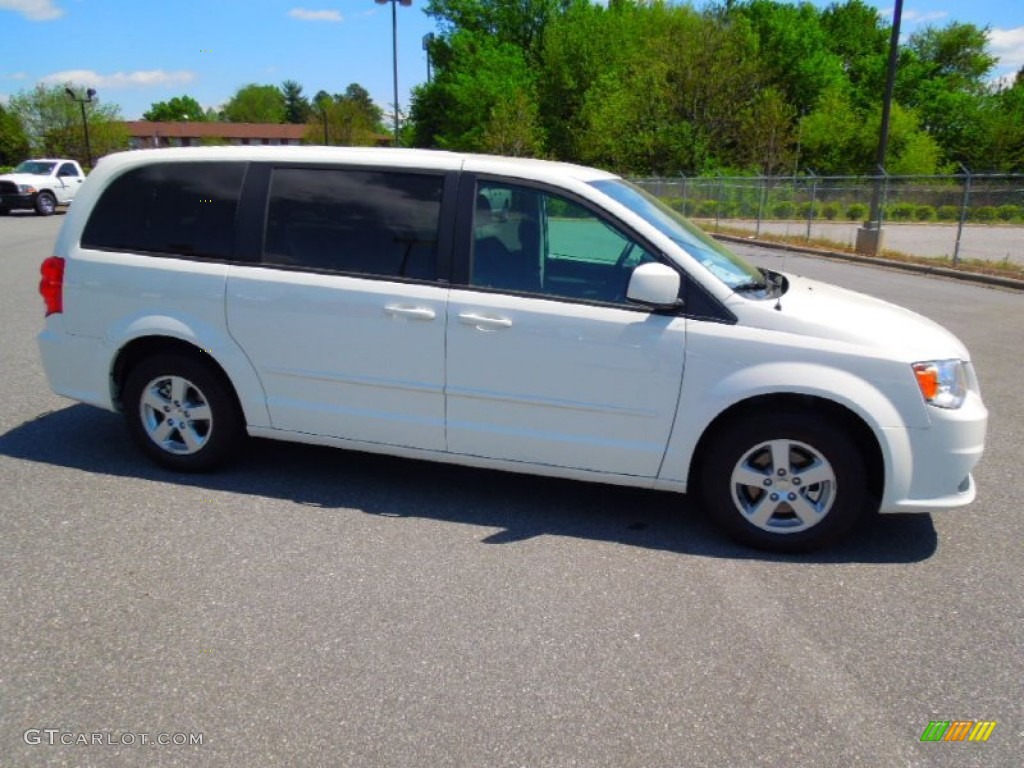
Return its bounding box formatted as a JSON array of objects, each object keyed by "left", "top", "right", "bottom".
[{"left": 37, "top": 147, "right": 987, "bottom": 551}]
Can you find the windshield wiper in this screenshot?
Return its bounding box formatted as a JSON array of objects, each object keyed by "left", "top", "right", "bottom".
[{"left": 732, "top": 279, "right": 768, "bottom": 292}]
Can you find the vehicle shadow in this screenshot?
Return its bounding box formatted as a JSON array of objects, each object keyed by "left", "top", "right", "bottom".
[
  {"left": 0, "top": 404, "right": 938, "bottom": 564},
  {"left": 0, "top": 210, "right": 66, "bottom": 217}
]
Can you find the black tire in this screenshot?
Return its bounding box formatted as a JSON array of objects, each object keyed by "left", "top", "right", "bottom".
[
  {"left": 35, "top": 191, "right": 56, "bottom": 216},
  {"left": 699, "top": 410, "right": 867, "bottom": 552},
  {"left": 123, "top": 353, "right": 243, "bottom": 472}
]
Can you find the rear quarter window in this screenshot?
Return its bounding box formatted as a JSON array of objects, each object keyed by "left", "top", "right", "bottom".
[{"left": 81, "top": 162, "right": 246, "bottom": 259}]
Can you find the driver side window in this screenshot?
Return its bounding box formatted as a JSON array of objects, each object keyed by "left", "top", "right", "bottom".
[{"left": 471, "top": 182, "right": 656, "bottom": 304}]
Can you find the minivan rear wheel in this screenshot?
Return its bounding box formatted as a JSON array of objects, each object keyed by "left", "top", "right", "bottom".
[
  {"left": 123, "top": 354, "right": 242, "bottom": 471},
  {"left": 700, "top": 411, "right": 866, "bottom": 552}
]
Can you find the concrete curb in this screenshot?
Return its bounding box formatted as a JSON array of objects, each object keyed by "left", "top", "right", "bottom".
[{"left": 712, "top": 233, "right": 1024, "bottom": 292}]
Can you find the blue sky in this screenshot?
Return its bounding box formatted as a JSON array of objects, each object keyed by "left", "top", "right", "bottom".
[{"left": 1, "top": 0, "right": 1022, "bottom": 120}]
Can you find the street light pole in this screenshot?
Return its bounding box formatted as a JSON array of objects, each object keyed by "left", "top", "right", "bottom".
[
  {"left": 423, "top": 32, "right": 435, "bottom": 83},
  {"left": 856, "top": 0, "right": 904, "bottom": 255},
  {"left": 65, "top": 87, "right": 97, "bottom": 168},
  {"left": 376, "top": 0, "right": 412, "bottom": 146}
]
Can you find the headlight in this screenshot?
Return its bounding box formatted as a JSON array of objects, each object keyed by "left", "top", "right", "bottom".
[
  {"left": 912, "top": 359, "right": 967, "bottom": 409},
  {"left": 18, "top": 184, "right": 37, "bottom": 194}
]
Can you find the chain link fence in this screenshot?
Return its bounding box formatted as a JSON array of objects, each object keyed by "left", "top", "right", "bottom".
[{"left": 633, "top": 172, "right": 1024, "bottom": 266}]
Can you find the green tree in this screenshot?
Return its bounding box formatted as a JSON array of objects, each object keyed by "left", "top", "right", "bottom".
[
  {"left": 903, "top": 22, "right": 997, "bottom": 91},
  {"left": 281, "top": 80, "right": 311, "bottom": 124},
  {"left": 482, "top": 88, "right": 545, "bottom": 157},
  {"left": 425, "top": 0, "right": 561, "bottom": 61},
  {"left": 142, "top": 95, "right": 207, "bottom": 122},
  {"left": 305, "top": 86, "right": 384, "bottom": 146},
  {"left": 898, "top": 23, "right": 998, "bottom": 167},
  {"left": 0, "top": 103, "right": 31, "bottom": 164},
  {"left": 409, "top": 31, "right": 538, "bottom": 152},
  {"left": 736, "top": 87, "right": 796, "bottom": 174},
  {"left": 728, "top": 0, "right": 845, "bottom": 115},
  {"left": 222, "top": 83, "right": 286, "bottom": 123},
  {"left": 986, "top": 71, "right": 1024, "bottom": 171},
  {"left": 339, "top": 83, "right": 384, "bottom": 131},
  {"left": 819, "top": 0, "right": 889, "bottom": 109},
  {"left": 798, "top": 86, "right": 861, "bottom": 173},
  {"left": 7, "top": 83, "right": 128, "bottom": 166},
  {"left": 801, "top": 90, "right": 941, "bottom": 175}
]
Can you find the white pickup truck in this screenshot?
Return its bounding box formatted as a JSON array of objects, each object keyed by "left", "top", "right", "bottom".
[{"left": 0, "top": 158, "right": 86, "bottom": 216}]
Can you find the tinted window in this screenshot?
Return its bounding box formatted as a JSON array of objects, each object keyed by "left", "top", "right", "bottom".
[
  {"left": 263, "top": 168, "right": 443, "bottom": 280},
  {"left": 82, "top": 162, "right": 244, "bottom": 259},
  {"left": 58, "top": 163, "right": 79, "bottom": 177},
  {"left": 472, "top": 182, "right": 657, "bottom": 303}
]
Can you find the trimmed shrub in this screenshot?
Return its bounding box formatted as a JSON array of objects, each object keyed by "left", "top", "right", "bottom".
[
  {"left": 735, "top": 196, "right": 760, "bottom": 218},
  {"left": 913, "top": 205, "right": 936, "bottom": 221},
  {"left": 796, "top": 201, "right": 820, "bottom": 219},
  {"left": 936, "top": 205, "right": 959, "bottom": 221},
  {"left": 821, "top": 202, "right": 841, "bottom": 220},
  {"left": 971, "top": 206, "right": 997, "bottom": 222},
  {"left": 888, "top": 202, "right": 916, "bottom": 221},
  {"left": 771, "top": 200, "right": 795, "bottom": 219},
  {"left": 996, "top": 204, "right": 1021, "bottom": 222},
  {"left": 845, "top": 203, "right": 868, "bottom": 221},
  {"left": 696, "top": 199, "right": 718, "bottom": 218}
]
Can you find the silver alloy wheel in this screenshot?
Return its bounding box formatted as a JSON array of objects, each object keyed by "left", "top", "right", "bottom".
[
  {"left": 729, "top": 438, "right": 837, "bottom": 534},
  {"left": 139, "top": 374, "right": 214, "bottom": 455}
]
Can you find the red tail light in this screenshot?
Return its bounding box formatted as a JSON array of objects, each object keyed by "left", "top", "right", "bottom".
[{"left": 39, "top": 256, "right": 65, "bottom": 316}]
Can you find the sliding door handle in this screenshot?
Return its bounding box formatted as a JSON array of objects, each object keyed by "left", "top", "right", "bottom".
[
  {"left": 384, "top": 305, "right": 436, "bottom": 321},
  {"left": 458, "top": 312, "right": 512, "bottom": 330}
]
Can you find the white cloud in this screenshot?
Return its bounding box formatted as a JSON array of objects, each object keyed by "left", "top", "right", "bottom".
[
  {"left": 3, "top": 71, "right": 29, "bottom": 80},
  {"left": 0, "top": 0, "right": 62, "bottom": 20},
  {"left": 40, "top": 69, "right": 196, "bottom": 89},
  {"left": 890, "top": 8, "right": 948, "bottom": 25},
  {"left": 988, "top": 26, "right": 1024, "bottom": 74},
  {"left": 288, "top": 8, "right": 342, "bottom": 22}
]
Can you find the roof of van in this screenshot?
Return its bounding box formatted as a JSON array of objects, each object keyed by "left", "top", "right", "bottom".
[{"left": 95, "top": 145, "right": 620, "bottom": 185}]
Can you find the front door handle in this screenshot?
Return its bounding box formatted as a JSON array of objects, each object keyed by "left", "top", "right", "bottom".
[
  {"left": 458, "top": 312, "right": 512, "bottom": 331},
  {"left": 384, "top": 304, "right": 436, "bottom": 321}
]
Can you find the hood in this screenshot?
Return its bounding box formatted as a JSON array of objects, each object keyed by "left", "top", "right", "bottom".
[
  {"left": 729, "top": 272, "right": 971, "bottom": 362},
  {"left": 0, "top": 173, "right": 48, "bottom": 185}
]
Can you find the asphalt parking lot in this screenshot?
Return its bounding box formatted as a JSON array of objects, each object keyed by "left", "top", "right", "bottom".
[{"left": 1, "top": 213, "right": 1021, "bottom": 767}]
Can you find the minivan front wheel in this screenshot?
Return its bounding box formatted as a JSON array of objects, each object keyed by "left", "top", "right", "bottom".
[
  {"left": 123, "top": 354, "right": 242, "bottom": 471},
  {"left": 701, "top": 412, "right": 866, "bottom": 552}
]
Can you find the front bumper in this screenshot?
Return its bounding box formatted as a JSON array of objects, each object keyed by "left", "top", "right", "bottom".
[
  {"left": 0, "top": 193, "right": 37, "bottom": 210},
  {"left": 879, "top": 390, "right": 988, "bottom": 513}
]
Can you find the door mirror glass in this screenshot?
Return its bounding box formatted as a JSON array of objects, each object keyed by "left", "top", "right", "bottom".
[{"left": 627, "top": 262, "right": 681, "bottom": 307}]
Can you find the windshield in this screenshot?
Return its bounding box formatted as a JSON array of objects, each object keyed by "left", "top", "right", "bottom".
[
  {"left": 14, "top": 161, "right": 57, "bottom": 175},
  {"left": 590, "top": 178, "right": 764, "bottom": 290}
]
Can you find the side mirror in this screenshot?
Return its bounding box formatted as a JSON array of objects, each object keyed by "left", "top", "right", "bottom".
[{"left": 626, "top": 262, "right": 681, "bottom": 308}]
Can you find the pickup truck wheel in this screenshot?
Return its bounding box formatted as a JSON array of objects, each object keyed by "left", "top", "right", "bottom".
[
  {"left": 700, "top": 411, "right": 866, "bottom": 552},
  {"left": 123, "top": 354, "right": 243, "bottom": 472},
  {"left": 35, "top": 191, "right": 56, "bottom": 216}
]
